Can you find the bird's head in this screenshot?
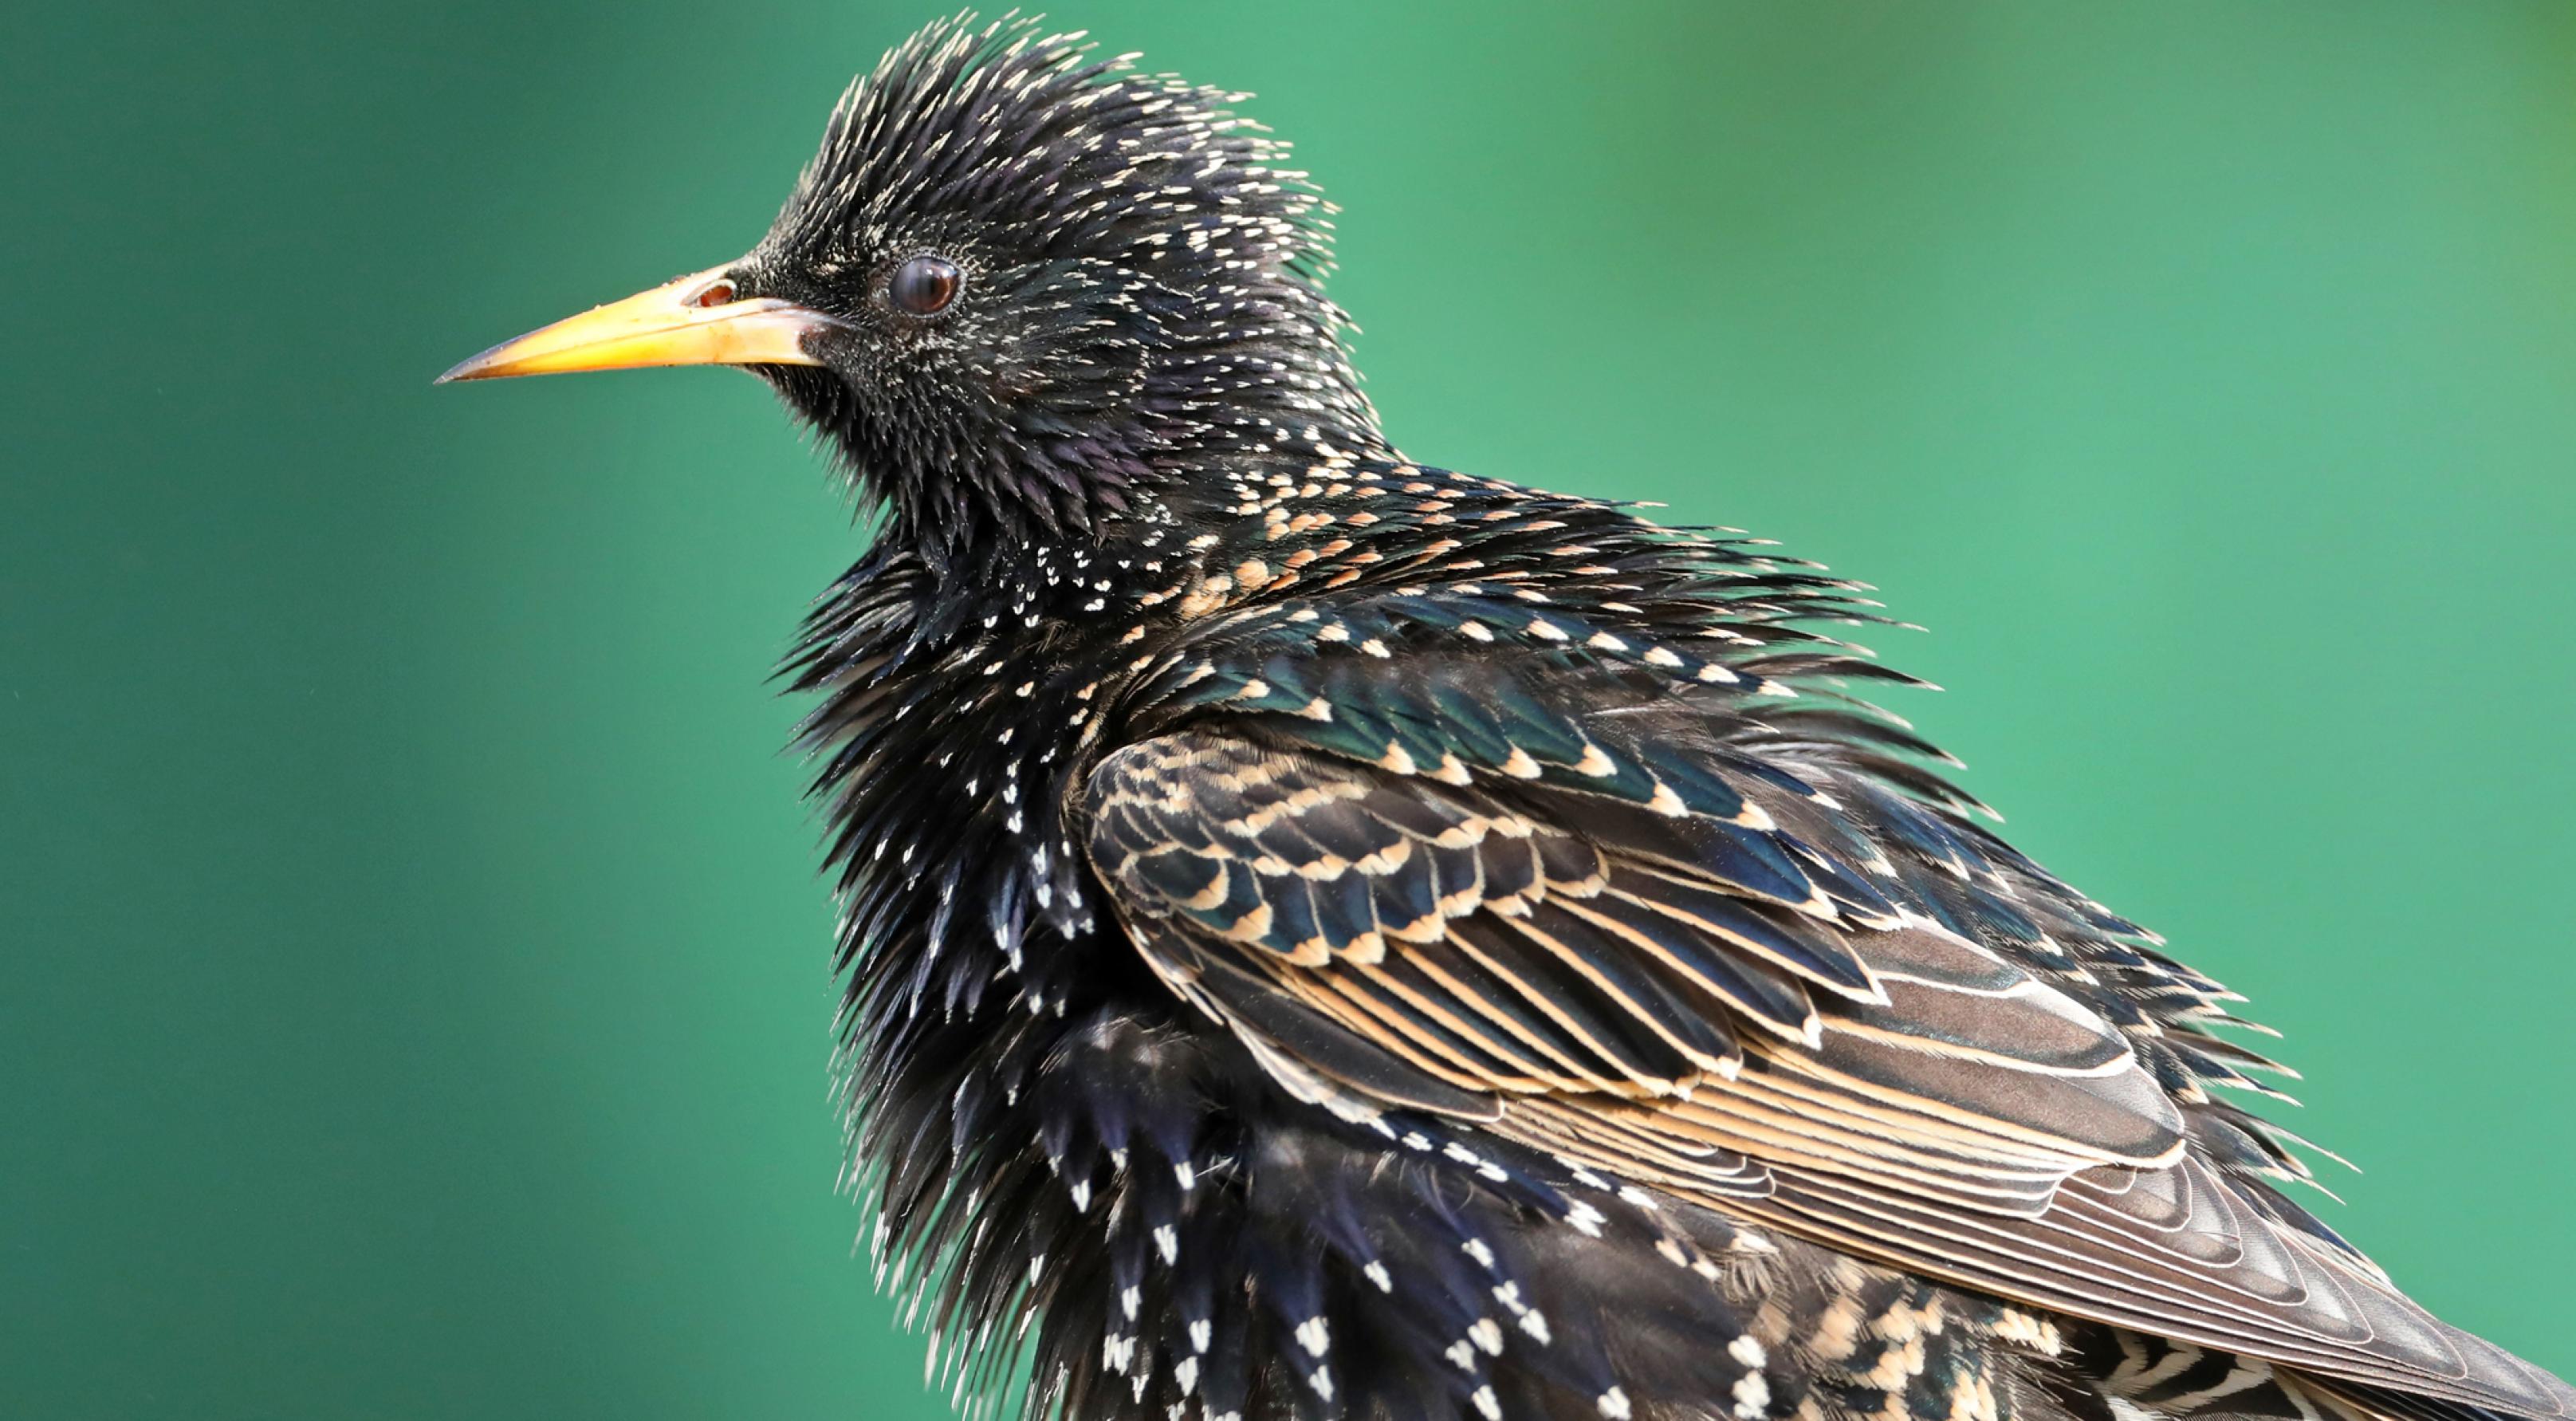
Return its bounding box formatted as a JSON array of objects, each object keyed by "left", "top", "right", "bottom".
[{"left": 442, "top": 16, "right": 1378, "bottom": 565}]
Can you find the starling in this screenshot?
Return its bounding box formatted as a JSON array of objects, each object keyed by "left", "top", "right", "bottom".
[{"left": 441, "top": 18, "right": 2570, "bottom": 1421}]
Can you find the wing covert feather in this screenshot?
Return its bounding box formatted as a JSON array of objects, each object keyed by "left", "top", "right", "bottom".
[{"left": 1080, "top": 699, "right": 2573, "bottom": 1421}]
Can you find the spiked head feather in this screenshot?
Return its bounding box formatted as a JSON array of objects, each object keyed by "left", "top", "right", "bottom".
[{"left": 738, "top": 17, "right": 1376, "bottom": 567}]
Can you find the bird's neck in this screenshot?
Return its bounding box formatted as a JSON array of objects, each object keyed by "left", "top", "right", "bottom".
[
  {"left": 838, "top": 355, "right": 1392, "bottom": 574},
  {"left": 891, "top": 425, "right": 1396, "bottom": 611}
]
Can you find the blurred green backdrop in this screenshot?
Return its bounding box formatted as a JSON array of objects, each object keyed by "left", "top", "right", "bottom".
[{"left": 5, "top": 2, "right": 2572, "bottom": 1418}]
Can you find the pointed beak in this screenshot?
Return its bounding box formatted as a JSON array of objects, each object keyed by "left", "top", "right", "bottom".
[{"left": 437, "top": 265, "right": 838, "bottom": 384}]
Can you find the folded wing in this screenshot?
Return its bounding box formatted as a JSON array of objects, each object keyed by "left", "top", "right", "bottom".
[{"left": 1084, "top": 724, "right": 2574, "bottom": 1420}]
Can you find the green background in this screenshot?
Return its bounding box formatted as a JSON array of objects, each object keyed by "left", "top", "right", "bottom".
[{"left": 6, "top": 3, "right": 2571, "bottom": 1417}]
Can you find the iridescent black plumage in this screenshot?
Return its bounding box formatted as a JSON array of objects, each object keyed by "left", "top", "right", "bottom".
[{"left": 550, "top": 17, "right": 2572, "bottom": 1421}]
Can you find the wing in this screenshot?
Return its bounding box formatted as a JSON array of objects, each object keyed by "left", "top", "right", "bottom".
[
  {"left": 1080, "top": 570, "right": 2574, "bottom": 1421},
  {"left": 1087, "top": 732, "right": 2184, "bottom": 1194}
]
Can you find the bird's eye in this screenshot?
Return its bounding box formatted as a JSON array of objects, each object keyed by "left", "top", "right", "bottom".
[{"left": 890, "top": 255, "right": 962, "bottom": 316}]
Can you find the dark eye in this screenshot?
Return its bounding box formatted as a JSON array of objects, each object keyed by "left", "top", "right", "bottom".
[{"left": 890, "top": 255, "right": 962, "bottom": 316}]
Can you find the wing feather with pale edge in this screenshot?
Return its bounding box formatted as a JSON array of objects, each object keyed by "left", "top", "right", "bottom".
[{"left": 1083, "top": 727, "right": 2575, "bottom": 1421}]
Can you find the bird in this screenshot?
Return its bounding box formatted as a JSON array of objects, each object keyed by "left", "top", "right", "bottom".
[{"left": 439, "top": 16, "right": 2571, "bottom": 1421}]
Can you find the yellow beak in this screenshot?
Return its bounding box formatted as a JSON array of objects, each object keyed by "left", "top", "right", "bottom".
[{"left": 437, "top": 265, "right": 837, "bottom": 383}]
